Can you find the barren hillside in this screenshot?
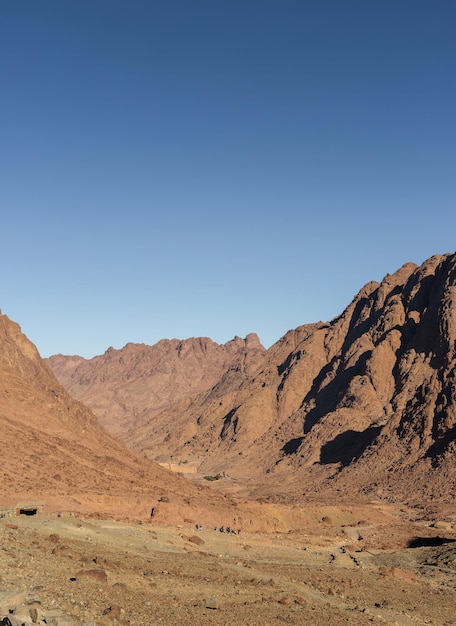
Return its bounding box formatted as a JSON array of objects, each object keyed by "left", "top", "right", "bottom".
[
  {"left": 48, "top": 334, "right": 265, "bottom": 439},
  {"left": 0, "top": 312, "right": 271, "bottom": 528},
  {"left": 47, "top": 253, "right": 456, "bottom": 506}
]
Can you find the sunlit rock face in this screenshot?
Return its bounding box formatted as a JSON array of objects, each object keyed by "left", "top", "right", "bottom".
[{"left": 47, "top": 253, "right": 456, "bottom": 506}]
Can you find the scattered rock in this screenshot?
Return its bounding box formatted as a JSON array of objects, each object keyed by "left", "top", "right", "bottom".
[
  {"left": 73, "top": 569, "right": 108, "bottom": 583},
  {"left": 187, "top": 535, "right": 205, "bottom": 546},
  {"left": 0, "top": 589, "right": 27, "bottom": 614},
  {"left": 205, "top": 597, "right": 219, "bottom": 609},
  {"left": 0, "top": 589, "right": 77, "bottom": 626},
  {"left": 378, "top": 567, "right": 418, "bottom": 584},
  {"left": 102, "top": 605, "right": 121, "bottom": 619},
  {"left": 45, "top": 611, "right": 79, "bottom": 625}
]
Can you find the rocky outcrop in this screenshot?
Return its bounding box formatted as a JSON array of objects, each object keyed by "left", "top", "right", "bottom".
[
  {"left": 47, "top": 334, "right": 265, "bottom": 439},
  {"left": 47, "top": 253, "right": 456, "bottom": 505},
  {"left": 0, "top": 312, "right": 242, "bottom": 520}
]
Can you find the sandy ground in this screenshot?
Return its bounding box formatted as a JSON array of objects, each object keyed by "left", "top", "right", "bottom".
[{"left": 1, "top": 502, "right": 456, "bottom": 626}]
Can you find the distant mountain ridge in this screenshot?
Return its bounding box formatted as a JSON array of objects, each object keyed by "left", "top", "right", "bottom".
[
  {"left": 47, "top": 253, "right": 456, "bottom": 505},
  {"left": 47, "top": 333, "right": 265, "bottom": 438},
  {"left": 0, "top": 311, "right": 257, "bottom": 525}
]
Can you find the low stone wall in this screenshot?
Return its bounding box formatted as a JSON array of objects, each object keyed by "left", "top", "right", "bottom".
[{"left": 158, "top": 462, "right": 197, "bottom": 474}]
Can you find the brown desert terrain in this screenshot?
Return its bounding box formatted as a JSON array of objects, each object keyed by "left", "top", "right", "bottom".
[
  {"left": 2, "top": 252, "right": 456, "bottom": 624},
  {"left": 49, "top": 253, "right": 456, "bottom": 507},
  {"left": 1, "top": 502, "right": 456, "bottom": 625}
]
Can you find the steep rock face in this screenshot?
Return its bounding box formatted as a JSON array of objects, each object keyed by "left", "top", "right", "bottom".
[
  {"left": 47, "top": 334, "right": 265, "bottom": 440},
  {"left": 0, "top": 312, "right": 234, "bottom": 520},
  {"left": 251, "top": 254, "right": 456, "bottom": 503},
  {"left": 47, "top": 253, "right": 456, "bottom": 505}
]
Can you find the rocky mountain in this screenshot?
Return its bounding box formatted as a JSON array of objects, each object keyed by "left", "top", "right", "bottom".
[
  {"left": 0, "top": 311, "right": 260, "bottom": 526},
  {"left": 47, "top": 333, "right": 265, "bottom": 442},
  {"left": 47, "top": 253, "right": 456, "bottom": 506}
]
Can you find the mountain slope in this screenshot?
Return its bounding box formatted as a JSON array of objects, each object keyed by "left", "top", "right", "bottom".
[
  {"left": 187, "top": 253, "right": 456, "bottom": 504},
  {"left": 48, "top": 334, "right": 265, "bottom": 440},
  {"left": 0, "top": 312, "right": 252, "bottom": 525},
  {"left": 47, "top": 253, "right": 456, "bottom": 505}
]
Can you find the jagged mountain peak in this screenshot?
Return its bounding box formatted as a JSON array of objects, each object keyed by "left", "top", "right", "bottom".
[
  {"left": 0, "top": 311, "right": 241, "bottom": 523},
  {"left": 47, "top": 253, "right": 456, "bottom": 505},
  {"left": 47, "top": 333, "right": 265, "bottom": 437}
]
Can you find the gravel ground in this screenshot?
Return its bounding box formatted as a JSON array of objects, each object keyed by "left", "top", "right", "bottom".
[{"left": 1, "top": 510, "right": 456, "bottom": 625}]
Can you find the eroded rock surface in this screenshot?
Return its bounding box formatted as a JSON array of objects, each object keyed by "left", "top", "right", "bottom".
[{"left": 48, "top": 254, "right": 456, "bottom": 505}]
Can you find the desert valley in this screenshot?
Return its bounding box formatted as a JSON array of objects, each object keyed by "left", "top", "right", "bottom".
[{"left": 1, "top": 252, "right": 456, "bottom": 625}]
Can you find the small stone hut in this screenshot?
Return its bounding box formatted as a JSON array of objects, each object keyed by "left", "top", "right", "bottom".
[{"left": 15, "top": 502, "right": 45, "bottom": 516}]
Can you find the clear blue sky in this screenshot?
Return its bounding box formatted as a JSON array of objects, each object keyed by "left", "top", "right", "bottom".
[{"left": 1, "top": 1, "right": 455, "bottom": 358}]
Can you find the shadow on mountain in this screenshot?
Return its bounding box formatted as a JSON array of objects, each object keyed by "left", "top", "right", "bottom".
[
  {"left": 303, "top": 352, "right": 372, "bottom": 434},
  {"left": 320, "top": 427, "right": 381, "bottom": 466},
  {"left": 407, "top": 536, "right": 456, "bottom": 548},
  {"left": 220, "top": 407, "right": 239, "bottom": 441},
  {"left": 280, "top": 437, "right": 304, "bottom": 456},
  {"left": 425, "top": 423, "right": 456, "bottom": 462}
]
